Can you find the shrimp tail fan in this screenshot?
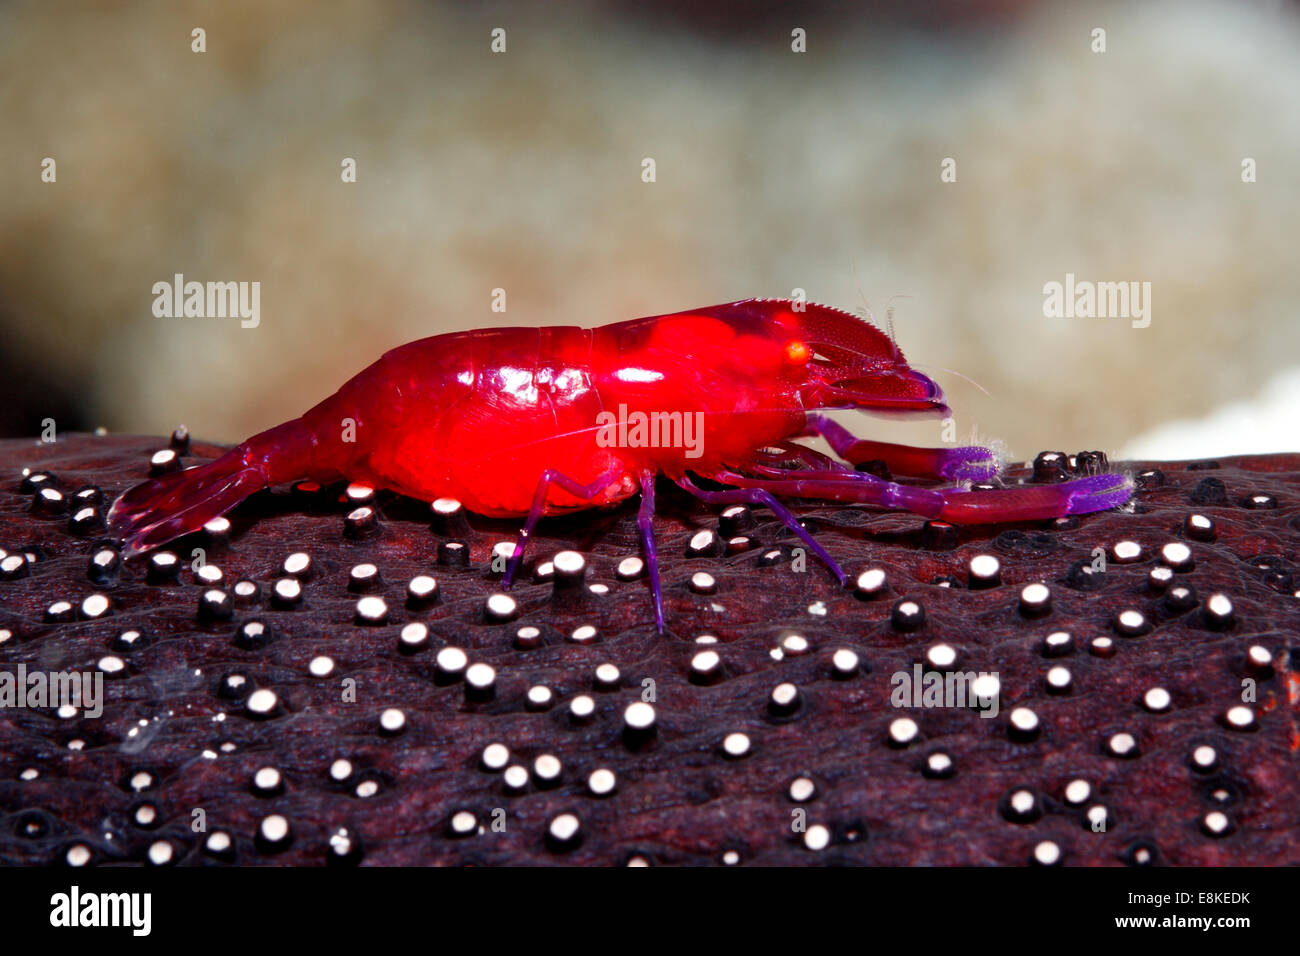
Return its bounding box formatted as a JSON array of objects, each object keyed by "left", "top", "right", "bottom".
[{"left": 107, "top": 448, "right": 268, "bottom": 556}]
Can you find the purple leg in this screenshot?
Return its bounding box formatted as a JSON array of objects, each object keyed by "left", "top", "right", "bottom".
[
  {"left": 503, "top": 465, "right": 624, "bottom": 588},
  {"left": 637, "top": 471, "right": 665, "bottom": 632},
  {"left": 805, "top": 413, "right": 1000, "bottom": 482},
  {"left": 675, "top": 474, "right": 848, "bottom": 586}
]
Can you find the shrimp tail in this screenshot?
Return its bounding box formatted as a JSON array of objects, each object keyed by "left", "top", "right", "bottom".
[
  {"left": 108, "top": 452, "right": 267, "bottom": 555},
  {"left": 108, "top": 419, "right": 318, "bottom": 556}
]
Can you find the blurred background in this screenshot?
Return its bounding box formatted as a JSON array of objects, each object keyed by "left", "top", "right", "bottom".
[{"left": 1, "top": 0, "right": 1297, "bottom": 462}]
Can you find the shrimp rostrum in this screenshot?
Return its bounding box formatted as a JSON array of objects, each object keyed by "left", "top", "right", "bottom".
[{"left": 109, "top": 299, "right": 1133, "bottom": 631}]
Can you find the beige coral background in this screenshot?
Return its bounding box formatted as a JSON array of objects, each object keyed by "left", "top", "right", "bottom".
[{"left": 1, "top": 0, "right": 1297, "bottom": 461}]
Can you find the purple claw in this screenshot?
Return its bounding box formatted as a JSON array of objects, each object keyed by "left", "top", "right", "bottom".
[
  {"left": 1059, "top": 473, "right": 1135, "bottom": 515},
  {"left": 935, "top": 472, "right": 1133, "bottom": 523},
  {"left": 803, "top": 413, "right": 1001, "bottom": 482},
  {"left": 933, "top": 446, "right": 1001, "bottom": 482}
]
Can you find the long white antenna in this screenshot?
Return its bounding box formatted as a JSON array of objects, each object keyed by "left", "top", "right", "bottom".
[
  {"left": 849, "top": 258, "right": 873, "bottom": 321},
  {"left": 884, "top": 293, "right": 913, "bottom": 364},
  {"left": 885, "top": 305, "right": 901, "bottom": 364}
]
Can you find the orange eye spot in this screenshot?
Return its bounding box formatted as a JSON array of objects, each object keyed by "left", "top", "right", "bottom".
[{"left": 784, "top": 340, "right": 811, "bottom": 366}]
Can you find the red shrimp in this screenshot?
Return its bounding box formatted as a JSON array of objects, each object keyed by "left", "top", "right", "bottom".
[{"left": 109, "top": 299, "right": 1133, "bottom": 631}]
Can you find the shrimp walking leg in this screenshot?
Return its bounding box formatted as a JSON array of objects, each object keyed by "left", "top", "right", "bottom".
[
  {"left": 502, "top": 464, "right": 627, "bottom": 588},
  {"left": 636, "top": 471, "right": 665, "bottom": 633},
  {"left": 675, "top": 474, "right": 848, "bottom": 586},
  {"left": 804, "top": 413, "right": 1000, "bottom": 482}
]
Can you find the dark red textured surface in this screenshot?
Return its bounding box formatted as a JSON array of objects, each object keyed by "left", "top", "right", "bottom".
[{"left": 0, "top": 433, "right": 1297, "bottom": 866}]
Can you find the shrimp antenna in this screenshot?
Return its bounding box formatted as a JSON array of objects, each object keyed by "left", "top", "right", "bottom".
[
  {"left": 849, "top": 259, "right": 900, "bottom": 364},
  {"left": 908, "top": 362, "right": 993, "bottom": 399},
  {"left": 849, "top": 258, "right": 871, "bottom": 322},
  {"left": 884, "top": 293, "right": 913, "bottom": 366}
]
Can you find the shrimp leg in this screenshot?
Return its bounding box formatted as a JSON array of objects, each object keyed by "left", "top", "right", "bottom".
[
  {"left": 711, "top": 467, "right": 1132, "bottom": 524},
  {"left": 675, "top": 474, "right": 849, "bottom": 586},
  {"left": 804, "top": 413, "right": 1000, "bottom": 482},
  {"left": 502, "top": 464, "right": 627, "bottom": 588},
  {"left": 637, "top": 471, "right": 665, "bottom": 633}
]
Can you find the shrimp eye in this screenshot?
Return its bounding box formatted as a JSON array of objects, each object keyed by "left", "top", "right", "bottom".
[{"left": 783, "top": 339, "right": 811, "bottom": 366}]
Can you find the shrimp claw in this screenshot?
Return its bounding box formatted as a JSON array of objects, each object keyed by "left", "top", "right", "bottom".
[
  {"left": 931, "top": 472, "right": 1134, "bottom": 523},
  {"left": 805, "top": 413, "right": 1001, "bottom": 482}
]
